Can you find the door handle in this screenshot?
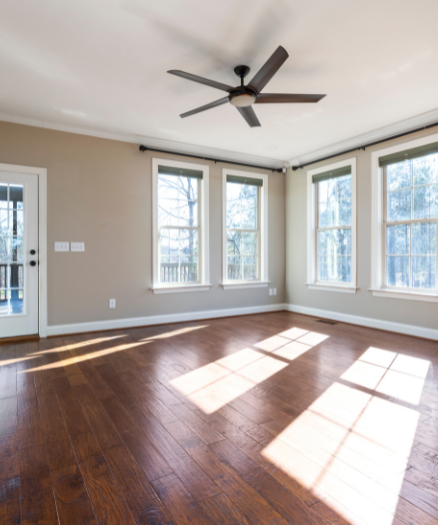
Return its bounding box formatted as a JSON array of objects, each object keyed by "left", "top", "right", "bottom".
[{"left": 30, "top": 261, "right": 37, "bottom": 267}]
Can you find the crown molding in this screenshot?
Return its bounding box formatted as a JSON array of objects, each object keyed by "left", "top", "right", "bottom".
[
  {"left": 288, "top": 107, "right": 438, "bottom": 168},
  {"left": 0, "top": 111, "right": 285, "bottom": 170}
]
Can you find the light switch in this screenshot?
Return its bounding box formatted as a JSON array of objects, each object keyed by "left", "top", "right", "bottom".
[
  {"left": 109, "top": 299, "right": 116, "bottom": 308},
  {"left": 71, "top": 242, "right": 85, "bottom": 252},
  {"left": 55, "top": 242, "right": 69, "bottom": 252}
]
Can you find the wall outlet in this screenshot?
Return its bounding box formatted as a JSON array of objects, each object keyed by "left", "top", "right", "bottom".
[
  {"left": 109, "top": 299, "right": 116, "bottom": 308},
  {"left": 269, "top": 288, "right": 273, "bottom": 296},
  {"left": 71, "top": 242, "right": 85, "bottom": 252},
  {"left": 273, "top": 288, "right": 277, "bottom": 296},
  {"left": 55, "top": 242, "right": 69, "bottom": 252}
]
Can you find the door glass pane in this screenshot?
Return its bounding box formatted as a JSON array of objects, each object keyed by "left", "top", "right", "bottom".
[{"left": 0, "top": 184, "right": 25, "bottom": 316}]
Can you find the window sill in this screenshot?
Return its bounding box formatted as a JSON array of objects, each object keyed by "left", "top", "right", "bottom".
[
  {"left": 369, "top": 288, "right": 438, "bottom": 303},
  {"left": 306, "top": 283, "right": 358, "bottom": 294},
  {"left": 151, "top": 284, "right": 213, "bottom": 295},
  {"left": 221, "top": 281, "right": 269, "bottom": 290}
]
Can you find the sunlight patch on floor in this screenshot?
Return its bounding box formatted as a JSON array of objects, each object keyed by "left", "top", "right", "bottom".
[
  {"left": 261, "top": 347, "right": 427, "bottom": 525},
  {"left": 140, "top": 324, "right": 209, "bottom": 342},
  {"left": 20, "top": 341, "right": 145, "bottom": 373},
  {"left": 342, "top": 347, "right": 430, "bottom": 405},
  {"left": 170, "top": 327, "right": 327, "bottom": 413}
]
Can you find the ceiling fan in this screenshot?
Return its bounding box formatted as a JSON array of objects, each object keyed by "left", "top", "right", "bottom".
[{"left": 168, "top": 46, "right": 326, "bottom": 127}]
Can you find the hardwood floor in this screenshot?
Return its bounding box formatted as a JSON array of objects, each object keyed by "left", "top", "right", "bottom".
[{"left": 1, "top": 311, "right": 438, "bottom": 524}]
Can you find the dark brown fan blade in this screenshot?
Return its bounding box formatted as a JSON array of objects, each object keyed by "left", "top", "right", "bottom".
[
  {"left": 236, "top": 106, "right": 261, "bottom": 127},
  {"left": 180, "top": 97, "right": 230, "bottom": 118},
  {"left": 256, "top": 93, "right": 326, "bottom": 103},
  {"left": 248, "top": 46, "right": 289, "bottom": 93},
  {"left": 168, "top": 70, "right": 233, "bottom": 92}
]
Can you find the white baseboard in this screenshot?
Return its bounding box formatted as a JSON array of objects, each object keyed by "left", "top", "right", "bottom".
[
  {"left": 46, "top": 303, "right": 287, "bottom": 337},
  {"left": 287, "top": 304, "right": 438, "bottom": 341}
]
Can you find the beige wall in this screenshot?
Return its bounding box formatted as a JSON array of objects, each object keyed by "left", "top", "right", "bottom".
[
  {"left": 286, "top": 128, "right": 438, "bottom": 330},
  {"left": 0, "top": 121, "right": 286, "bottom": 327}
]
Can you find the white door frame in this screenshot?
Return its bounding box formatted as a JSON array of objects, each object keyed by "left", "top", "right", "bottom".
[{"left": 0, "top": 162, "right": 47, "bottom": 337}]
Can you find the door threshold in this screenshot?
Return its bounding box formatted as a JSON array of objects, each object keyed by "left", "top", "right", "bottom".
[{"left": 0, "top": 334, "right": 40, "bottom": 346}]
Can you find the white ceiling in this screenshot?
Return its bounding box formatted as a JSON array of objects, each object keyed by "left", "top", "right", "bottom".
[{"left": 1, "top": 0, "right": 438, "bottom": 167}]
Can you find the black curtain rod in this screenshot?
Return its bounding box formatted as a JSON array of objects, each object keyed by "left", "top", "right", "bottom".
[
  {"left": 291, "top": 121, "right": 438, "bottom": 170},
  {"left": 139, "top": 145, "right": 284, "bottom": 173}
]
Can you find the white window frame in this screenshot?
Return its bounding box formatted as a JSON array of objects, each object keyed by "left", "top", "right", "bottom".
[
  {"left": 151, "top": 158, "right": 211, "bottom": 294},
  {"left": 221, "top": 169, "right": 269, "bottom": 290},
  {"left": 307, "top": 157, "right": 357, "bottom": 293},
  {"left": 371, "top": 133, "right": 438, "bottom": 303}
]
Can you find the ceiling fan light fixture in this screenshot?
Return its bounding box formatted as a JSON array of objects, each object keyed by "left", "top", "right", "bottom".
[{"left": 230, "top": 93, "right": 256, "bottom": 107}]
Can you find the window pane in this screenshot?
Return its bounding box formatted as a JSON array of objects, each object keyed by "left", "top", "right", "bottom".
[
  {"left": 412, "top": 223, "right": 436, "bottom": 255},
  {"left": 387, "top": 256, "right": 409, "bottom": 287},
  {"left": 0, "top": 210, "right": 8, "bottom": 235},
  {"left": 159, "top": 229, "right": 199, "bottom": 283},
  {"left": 318, "top": 256, "right": 351, "bottom": 282},
  {"left": 387, "top": 189, "right": 411, "bottom": 222},
  {"left": 226, "top": 182, "right": 257, "bottom": 229},
  {"left": 227, "top": 231, "right": 242, "bottom": 255},
  {"left": 412, "top": 256, "right": 436, "bottom": 289},
  {"left": 413, "top": 154, "right": 438, "bottom": 186},
  {"left": 0, "top": 185, "right": 7, "bottom": 209},
  {"left": 158, "top": 175, "right": 199, "bottom": 227},
  {"left": 227, "top": 256, "right": 242, "bottom": 280},
  {"left": 243, "top": 257, "right": 258, "bottom": 280},
  {"left": 318, "top": 175, "right": 352, "bottom": 228},
  {"left": 386, "top": 224, "right": 410, "bottom": 255},
  {"left": 180, "top": 229, "right": 198, "bottom": 257},
  {"left": 242, "top": 232, "right": 258, "bottom": 256},
  {"left": 318, "top": 229, "right": 351, "bottom": 256},
  {"left": 413, "top": 184, "right": 438, "bottom": 219},
  {"left": 387, "top": 161, "right": 411, "bottom": 191}
]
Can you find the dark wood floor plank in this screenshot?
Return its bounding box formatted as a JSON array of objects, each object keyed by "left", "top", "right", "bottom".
[
  {"left": 73, "top": 384, "right": 123, "bottom": 450},
  {"left": 200, "top": 493, "right": 253, "bottom": 525},
  {"left": 152, "top": 474, "right": 214, "bottom": 525},
  {"left": 167, "top": 401, "right": 224, "bottom": 445},
  {"left": 71, "top": 431, "right": 102, "bottom": 463},
  {"left": 0, "top": 362, "right": 17, "bottom": 399},
  {"left": 127, "top": 403, "right": 221, "bottom": 501},
  {"left": 20, "top": 444, "right": 58, "bottom": 525},
  {"left": 78, "top": 360, "right": 116, "bottom": 400},
  {"left": 0, "top": 475, "right": 21, "bottom": 525},
  {"left": 51, "top": 464, "right": 98, "bottom": 524},
  {"left": 104, "top": 443, "right": 163, "bottom": 520},
  {"left": 211, "top": 438, "right": 325, "bottom": 525},
  {"left": 79, "top": 454, "right": 137, "bottom": 525},
  {"left": 37, "top": 392, "right": 77, "bottom": 470},
  {"left": 0, "top": 434, "right": 19, "bottom": 481},
  {"left": 189, "top": 444, "right": 290, "bottom": 525},
  {"left": 0, "top": 396, "right": 17, "bottom": 439},
  {"left": 56, "top": 384, "right": 91, "bottom": 436},
  {"left": 100, "top": 397, "right": 173, "bottom": 481}
]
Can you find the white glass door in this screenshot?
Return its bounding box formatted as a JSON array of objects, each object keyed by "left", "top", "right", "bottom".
[{"left": 0, "top": 172, "right": 39, "bottom": 338}]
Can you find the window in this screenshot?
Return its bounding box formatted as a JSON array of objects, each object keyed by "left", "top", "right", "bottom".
[
  {"left": 307, "top": 158, "right": 357, "bottom": 293},
  {"left": 152, "top": 159, "right": 210, "bottom": 294},
  {"left": 222, "top": 169, "right": 268, "bottom": 289},
  {"left": 383, "top": 146, "right": 437, "bottom": 290},
  {"left": 371, "top": 134, "right": 438, "bottom": 301}
]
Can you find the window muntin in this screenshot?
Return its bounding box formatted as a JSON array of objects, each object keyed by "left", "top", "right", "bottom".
[
  {"left": 316, "top": 174, "right": 352, "bottom": 283},
  {"left": 226, "top": 180, "right": 260, "bottom": 281},
  {"left": 384, "top": 154, "right": 438, "bottom": 290},
  {"left": 157, "top": 171, "right": 201, "bottom": 284}
]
